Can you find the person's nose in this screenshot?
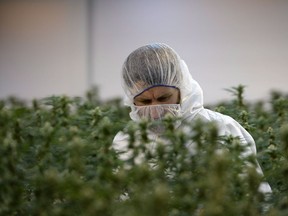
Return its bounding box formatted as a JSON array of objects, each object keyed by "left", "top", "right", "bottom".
[{"left": 150, "top": 106, "right": 163, "bottom": 120}]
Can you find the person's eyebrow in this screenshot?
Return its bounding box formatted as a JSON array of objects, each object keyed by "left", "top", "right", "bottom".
[
  {"left": 134, "top": 96, "right": 151, "bottom": 104},
  {"left": 134, "top": 95, "right": 150, "bottom": 101}
]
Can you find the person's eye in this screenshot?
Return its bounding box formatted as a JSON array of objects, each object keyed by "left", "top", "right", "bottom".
[
  {"left": 142, "top": 100, "right": 152, "bottom": 104},
  {"left": 157, "top": 95, "right": 170, "bottom": 102},
  {"left": 137, "top": 99, "right": 151, "bottom": 105}
]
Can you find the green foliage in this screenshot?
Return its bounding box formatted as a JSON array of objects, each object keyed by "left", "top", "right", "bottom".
[{"left": 0, "top": 86, "right": 288, "bottom": 215}]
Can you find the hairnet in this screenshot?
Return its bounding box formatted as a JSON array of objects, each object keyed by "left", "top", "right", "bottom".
[{"left": 122, "top": 43, "right": 182, "bottom": 100}]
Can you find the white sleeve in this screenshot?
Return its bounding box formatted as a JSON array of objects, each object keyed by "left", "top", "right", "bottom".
[
  {"left": 220, "top": 115, "right": 272, "bottom": 194},
  {"left": 112, "top": 131, "right": 132, "bottom": 161}
]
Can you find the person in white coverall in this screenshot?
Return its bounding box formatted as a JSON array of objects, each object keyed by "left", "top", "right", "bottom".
[{"left": 112, "top": 42, "right": 272, "bottom": 194}]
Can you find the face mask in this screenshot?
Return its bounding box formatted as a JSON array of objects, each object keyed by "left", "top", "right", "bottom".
[
  {"left": 131, "top": 104, "right": 181, "bottom": 120},
  {"left": 130, "top": 104, "right": 182, "bottom": 134}
]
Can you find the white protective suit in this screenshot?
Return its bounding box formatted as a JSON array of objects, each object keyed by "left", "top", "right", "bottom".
[{"left": 113, "top": 43, "right": 272, "bottom": 193}]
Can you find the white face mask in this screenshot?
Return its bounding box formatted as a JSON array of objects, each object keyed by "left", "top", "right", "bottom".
[
  {"left": 130, "top": 104, "right": 182, "bottom": 134},
  {"left": 130, "top": 104, "right": 182, "bottom": 121}
]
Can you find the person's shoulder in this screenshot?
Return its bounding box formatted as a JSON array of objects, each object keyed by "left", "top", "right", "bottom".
[
  {"left": 199, "top": 109, "right": 245, "bottom": 134},
  {"left": 197, "top": 109, "right": 256, "bottom": 153},
  {"left": 198, "top": 109, "right": 236, "bottom": 124}
]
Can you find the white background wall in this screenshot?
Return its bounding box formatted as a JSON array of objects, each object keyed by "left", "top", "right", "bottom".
[
  {"left": 0, "top": 1, "right": 88, "bottom": 100},
  {"left": 1, "top": 0, "right": 288, "bottom": 104}
]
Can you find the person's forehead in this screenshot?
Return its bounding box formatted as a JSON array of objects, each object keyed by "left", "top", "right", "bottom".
[
  {"left": 148, "top": 86, "right": 176, "bottom": 93},
  {"left": 136, "top": 86, "right": 178, "bottom": 98}
]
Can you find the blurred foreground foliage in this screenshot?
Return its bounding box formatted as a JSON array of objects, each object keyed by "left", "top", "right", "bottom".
[{"left": 0, "top": 86, "right": 288, "bottom": 216}]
